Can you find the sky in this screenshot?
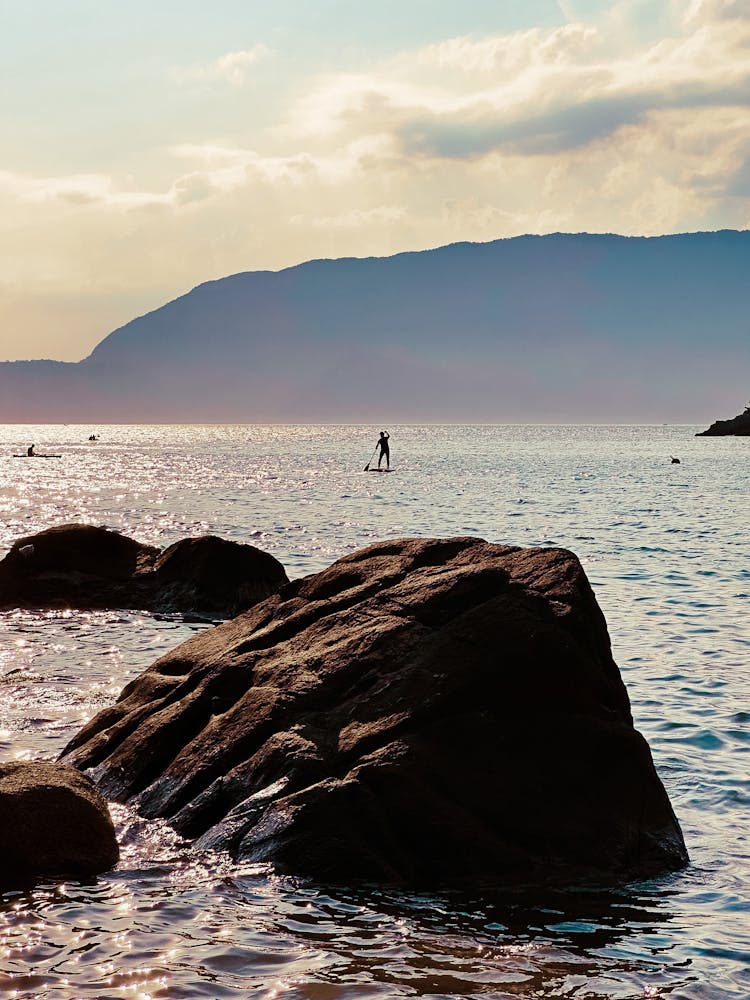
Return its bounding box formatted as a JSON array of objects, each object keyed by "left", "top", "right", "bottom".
[{"left": 1, "top": 0, "right": 750, "bottom": 361}]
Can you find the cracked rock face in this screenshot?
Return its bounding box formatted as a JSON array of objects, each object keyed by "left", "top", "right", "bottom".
[{"left": 63, "top": 537, "right": 688, "bottom": 885}]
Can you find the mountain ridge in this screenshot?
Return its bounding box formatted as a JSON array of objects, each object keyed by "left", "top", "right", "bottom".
[{"left": 2, "top": 230, "right": 748, "bottom": 422}]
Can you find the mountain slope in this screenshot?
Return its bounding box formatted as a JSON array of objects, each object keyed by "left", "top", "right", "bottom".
[{"left": 1, "top": 231, "right": 748, "bottom": 422}]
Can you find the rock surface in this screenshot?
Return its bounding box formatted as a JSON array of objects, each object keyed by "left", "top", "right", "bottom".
[
  {"left": 63, "top": 537, "right": 688, "bottom": 885},
  {"left": 0, "top": 524, "right": 288, "bottom": 616},
  {"left": 0, "top": 761, "right": 119, "bottom": 888},
  {"left": 696, "top": 407, "right": 750, "bottom": 435}
]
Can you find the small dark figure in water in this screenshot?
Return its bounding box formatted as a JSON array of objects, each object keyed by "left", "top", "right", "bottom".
[
  {"left": 377, "top": 431, "right": 390, "bottom": 470},
  {"left": 88, "top": 434, "right": 98, "bottom": 441},
  {"left": 27, "top": 444, "right": 35, "bottom": 457},
  {"left": 671, "top": 456, "right": 680, "bottom": 464}
]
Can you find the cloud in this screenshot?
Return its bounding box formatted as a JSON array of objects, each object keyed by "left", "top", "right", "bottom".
[
  {"left": 170, "top": 143, "right": 321, "bottom": 186},
  {"left": 416, "top": 23, "right": 600, "bottom": 73},
  {"left": 287, "top": 6, "right": 750, "bottom": 163},
  {"left": 0, "top": 169, "right": 170, "bottom": 209},
  {"left": 290, "top": 205, "right": 406, "bottom": 229},
  {"left": 681, "top": 0, "right": 750, "bottom": 26},
  {"left": 175, "top": 45, "right": 271, "bottom": 86}
]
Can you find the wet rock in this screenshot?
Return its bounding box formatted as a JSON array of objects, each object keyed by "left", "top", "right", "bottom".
[
  {"left": 153, "top": 535, "right": 289, "bottom": 616},
  {"left": 63, "top": 537, "right": 689, "bottom": 885},
  {"left": 696, "top": 407, "right": 750, "bottom": 436},
  {"left": 0, "top": 761, "right": 119, "bottom": 888},
  {"left": 0, "top": 524, "right": 288, "bottom": 616}
]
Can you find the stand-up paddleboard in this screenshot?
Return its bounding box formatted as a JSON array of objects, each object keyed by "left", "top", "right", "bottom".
[
  {"left": 12, "top": 454, "right": 62, "bottom": 459},
  {"left": 368, "top": 468, "right": 393, "bottom": 473}
]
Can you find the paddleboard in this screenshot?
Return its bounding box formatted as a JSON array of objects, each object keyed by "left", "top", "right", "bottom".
[
  {"left": 368, "top": 468, "right": 393, "bottom": 473},
  {"left": 12, "top": 454, "right": 62, "bottom": 459}
]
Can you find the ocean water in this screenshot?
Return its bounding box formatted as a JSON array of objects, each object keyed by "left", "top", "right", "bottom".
[{"left": 0, "top": 423, "right": 748, "bottom": 999}]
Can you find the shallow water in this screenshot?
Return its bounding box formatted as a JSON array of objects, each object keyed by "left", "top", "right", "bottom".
[{"left": 0, "top": 424, "right": 748, "bottom": 998}]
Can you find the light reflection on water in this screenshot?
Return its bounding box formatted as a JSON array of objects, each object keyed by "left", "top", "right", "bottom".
[
  {"left": 0, "top": 424, "right": 749, "bottom": 997},
  {"left": 0, "top": 851, "right": 703, "bottom": 999}
]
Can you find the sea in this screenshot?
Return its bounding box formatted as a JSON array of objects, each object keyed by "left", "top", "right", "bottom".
[{"left": 0, "top": 423, "right": 747, "bottom": 1000}]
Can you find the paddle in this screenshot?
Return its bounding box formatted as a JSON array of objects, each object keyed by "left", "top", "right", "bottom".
[{"left": 364, "top": 446, "right": 378, "bottom": 472}]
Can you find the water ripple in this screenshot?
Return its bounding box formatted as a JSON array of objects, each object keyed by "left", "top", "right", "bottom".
[{"left": 0, "top": 424, "right": 748, "bottom": 997}]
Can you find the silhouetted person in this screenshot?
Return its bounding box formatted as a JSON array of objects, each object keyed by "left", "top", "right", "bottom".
[
  {"left": 671, "top": 456, "right": 680, "bottom": 464},
  {"left": 27, "top": 444, "right": 35, "bottom": 457},
  {"left": 377, "top": 431, "right": 390, "bottom": 470}
]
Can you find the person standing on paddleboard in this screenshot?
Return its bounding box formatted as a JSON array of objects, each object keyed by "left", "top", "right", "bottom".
[{"left": 377, "top": 431, "right": 390, "bottom": 470}]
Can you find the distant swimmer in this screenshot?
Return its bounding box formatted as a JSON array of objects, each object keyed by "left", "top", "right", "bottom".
[
  {"left": 26, "top": 444, "right": 35, "bottom": 457},
  {"left": 670, "top": 456, "right": 680, "bottom": 464},
  {"left": 377, "top": 430, "right": 390, "bottom": 470},
  {"left": 87, "top": 434, "right": 98, "bottom": 441}
]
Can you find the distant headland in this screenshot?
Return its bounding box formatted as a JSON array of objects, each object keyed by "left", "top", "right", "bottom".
[
  {"left": 696, "top": 405, "right": 750, "bottom": 436},
  {"left": 1, "top": 229, "right": 749, "bottom": 423}
]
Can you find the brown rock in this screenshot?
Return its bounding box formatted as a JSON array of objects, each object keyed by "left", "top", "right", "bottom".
[
  {"left": 153, "top": 535, "right": 289, "bottom": 616},
  {"left": 0, "top": 761, "right": 119, "bottom": 888},
  {"left": 0, "top": 524, "right": 288, "bottom": 616},
  {"left": 63, "top": 537, "right": 688, "bottom": 885}
]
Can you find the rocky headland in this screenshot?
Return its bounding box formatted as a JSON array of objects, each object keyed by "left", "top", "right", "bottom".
[
  {"left": 63, "top": 536, "right": 688, "bottom": 886},
  {"left": 0, "top": 524, "right": 288, "bottom": 616},
  {"left": 696, "top": 406, "right": 750, "bottom": 435}
]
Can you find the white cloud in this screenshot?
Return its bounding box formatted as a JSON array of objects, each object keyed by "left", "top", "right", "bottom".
[
  {"left": 175, "top": 45, "right": 271, "bottom": 86},
  {"left": 680, "top": 0, "right": 750, "bottom": 26},
  {"left": 285, "top": 5, "right": 750, "bottom": 163},
  {"left": 416, "top": 24, "right": 600, "bottom": 74},
  {"left": 0, "top": 169, "right": 170, "bottom": 209},
  {"left": 291, "top": 205, "right": 406, "bottom": 229}
]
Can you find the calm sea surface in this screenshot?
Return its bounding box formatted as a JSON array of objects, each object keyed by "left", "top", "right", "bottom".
[{"left": 0, "top": 424, "right": 748, "bottom": 999}]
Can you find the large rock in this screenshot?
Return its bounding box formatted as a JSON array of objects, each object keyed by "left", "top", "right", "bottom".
[
  {"left": 696, "top": 407, "right": 750, "bottom": 435},
  {"left": 0, "top": 761, "right": 119, "bottom": 888},
  {"left": 63, "top": 537, "right": 688, "bottom": 885},
  {"left": 0, "top": 524, "right": 288, "bottom": 616}
]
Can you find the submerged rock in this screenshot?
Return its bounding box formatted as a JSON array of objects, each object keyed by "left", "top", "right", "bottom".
[
  {"left": 696, "top": 407, "right": 750, "bottom": 436},
  {"left": 0, "top": 524, "right": 288, "bottom": 616},
  {"left": 0, "top": 761, "right": 119, "bottom": 888},
  {"left": 63, "top": 537, "right": 688, "bottom": 885}
]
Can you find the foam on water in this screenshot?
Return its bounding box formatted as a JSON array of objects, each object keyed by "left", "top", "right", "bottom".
[{"left": 0, "top": 424, "right": 748, "bottom": 998}]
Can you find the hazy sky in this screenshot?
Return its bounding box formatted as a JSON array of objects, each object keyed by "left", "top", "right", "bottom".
[{"left": 2, "top": 0, "right": 749, "bottom": 361}]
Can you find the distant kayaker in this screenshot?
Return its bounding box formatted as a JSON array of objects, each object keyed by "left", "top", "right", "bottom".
[
  {"left": 27, "top": 444, "right": 35, "bottom": 457},
  {"left": 377, "top": 431, "right": 390, "bottom": 470}
]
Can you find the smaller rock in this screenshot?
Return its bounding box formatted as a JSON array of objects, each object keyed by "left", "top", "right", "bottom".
[
  {"left": 0, "top": 761, "right": 119, "bottom": 888},
  {"left": 0, "top": 524, "right": 157, "bottom": 608},
  {"left": 154, "top": 535, "right": 290, "bottom": 616},
  {"left": 0, "top": 524, "right": 289, "bottom": 616}
]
